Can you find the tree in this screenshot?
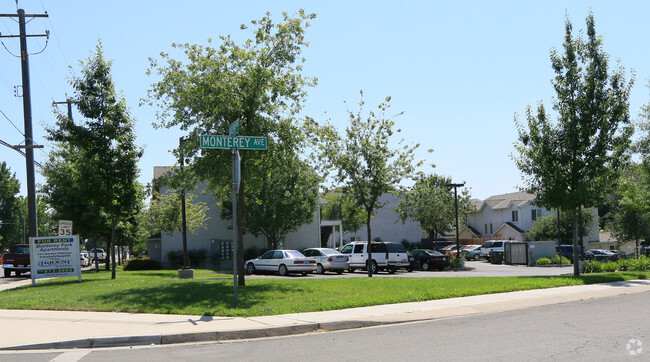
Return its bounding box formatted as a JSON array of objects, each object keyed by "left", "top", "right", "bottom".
[
  {"left": 321, "top": 191, "right": 366, "bottom": 238},
  {"left": 147, "top": 11, "right": 317, "bottom": 285},
  {"left": 606, "top": 165, "right": 650, "bottom": 257},
  {"left": 527, "top": 208, "right": 593, "bottom": 242},
  {"left": 318, "top": 93, "right": 420, "bottom": 277},
  {"left": 142, "top": 189, "right": 209, "bottom": 237},
  {"left": 238, "top": 140, "right": 319, "bottom": 249},
  {"left": 45, "top": 43, "right": 143, "bottom": 279},
  {"left": 395, "top": 174, "right": 472, "bottom": 247},
  {"left": 0, "top": 162, "right": 22, "bottom": 249},
  {"left": 513, "top": 12, "right": 634, "bottom": 275}
]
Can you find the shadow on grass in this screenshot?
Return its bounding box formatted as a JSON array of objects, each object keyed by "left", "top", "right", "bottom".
[{"left": 99, "top": 280, "right": 308, "bottom": 315}]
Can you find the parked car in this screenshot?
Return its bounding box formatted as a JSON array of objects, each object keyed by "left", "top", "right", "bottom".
[
  {"left": 556, "top": 245, "right": 575, "bottom": 260},
  {"left": 80, "top": 251, "right": 90, "bottom": 267},
  {"left": 2, "top": 244, "right": 30, "bottom": 277},
  {"left": 339, "top": 241, "right": 411, "bottom": 274},
  {"left": 461, "top": 245, "right": 482, "bottom": 261},
  {"left": 302, "top": 248, "right": 349, "bottom": 274},
  {"left": 585, "top": 249, "right": 618, "bottom": 262},
  {"left": 409, "top": 249, "right": 450, "bottom": 271},
  {"left": 609, "top": 250, "right": 629, "bottom": 259},
  {"left": 88, "top": 248, "right": 106, "bottom": 263},
  {"left": 480, "top": 240, "right": 514, "bottom": 261},
  {"left": 245, "top": 249, "right": 316, "bottom": 276}
]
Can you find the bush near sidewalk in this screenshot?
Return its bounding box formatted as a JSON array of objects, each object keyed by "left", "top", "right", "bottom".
[{"left": 582, "top": 256, "right": 650, "bottom": 273}]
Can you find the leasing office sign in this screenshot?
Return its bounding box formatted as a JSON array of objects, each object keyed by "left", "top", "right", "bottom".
[{"left": 30, "top": 235, "right": 81, "bottom": 285}]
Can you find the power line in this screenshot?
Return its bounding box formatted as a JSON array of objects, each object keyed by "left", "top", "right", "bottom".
[{"left": 0, "top": 106, "right": 24, "bottom": 136}]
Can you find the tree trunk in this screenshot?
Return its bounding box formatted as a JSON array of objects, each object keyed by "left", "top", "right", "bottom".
[
  {"left": 366, "top": 212, "right": 372, "bottom": 278},
  {"left": 572, "top": 209, "right": 580, "bottom": 276},
  {"left": 111, "top": 217, "right": 117, "bottom": 279},
  {"left": 105, "top": 232, "right": 112, "bottom": 271},
  {"left": 578, "top": 209, "right": 584, "bottom": 261}
]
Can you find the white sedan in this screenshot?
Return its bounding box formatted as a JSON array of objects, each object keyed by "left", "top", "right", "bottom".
[
  {"left": 302, "top": 248, "right": 349, "bottom": 274},
  {"left": 245, "top": 250, "right": 316, "bottom": 276}
]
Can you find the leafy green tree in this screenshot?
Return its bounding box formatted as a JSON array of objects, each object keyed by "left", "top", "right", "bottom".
[
  {"left": 321, "top": 191, "right": 366, "bottom": 238},
  {"left": 513, "top": 12, "right": 634, "bottom": 275},
  {"left": 0, "top": 162, "right": 22, "bottom": 249},
  {"left": 606, "top": 165, "right": 650, "bottom": 257},
  {"left": 147, "top": 11, "right": 317, "bottom": 285},
  {"left": 142, "top": 189, "right": 209, "bottom": 237},
  {"left": 527, "top": 208, "right": 593, "bottom": 242},
  {"left": 317, "top": 93, "right": 420, "bottom": 277},
  {"left": 395, "top": 174, "right": 472, "bottom": 244},
  {"left": 45, "top": 43, "right": 143, "bottom": 278}
]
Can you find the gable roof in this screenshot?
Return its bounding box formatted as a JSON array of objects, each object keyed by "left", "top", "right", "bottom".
[
  {"left": 476, "top": 191, "right": 536, "bottom": 212},
  {"left": 493, "top": 222, "right": 526, "bottom": 236}
]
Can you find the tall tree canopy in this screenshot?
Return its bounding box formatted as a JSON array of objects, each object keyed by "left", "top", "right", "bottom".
[
  {"left": 396, "top": 174, "right": 472, "bottom": 242},
  {"left": 44, "top": 43, "right": 143, "bottom": 278},
  {"left": 316, "top": 93, "right": 420, "bottom": 277},
  {"left": 146, "top": 11, "right": 317, "bottom": 285},
  {"left": 0, "top": 162, "right": 22, "bottom": 249},
  {"left": 513, "top": 12, "right": 634, "bottom": 275}
]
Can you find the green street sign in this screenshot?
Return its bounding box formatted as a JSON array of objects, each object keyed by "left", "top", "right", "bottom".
[
  {"left": 229, "top": 120, "right": 239, "bottom": 137},
  {"left": 200, "top": 135, "right": 267, "bottom": 150}
]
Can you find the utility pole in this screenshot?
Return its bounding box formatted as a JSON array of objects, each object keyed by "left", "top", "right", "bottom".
[
  {"left": 447, "top": 182, "right": 465, "bottom": 259},
  {"left": 53, "top": 99, "right": 73, "bottom": 121},
  {"left": 0, "top": 9, "right": 49, "bottom": 239}
]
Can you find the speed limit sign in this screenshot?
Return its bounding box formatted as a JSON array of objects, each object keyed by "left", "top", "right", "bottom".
[{"left": 58, "top": 220, "right": 73, "bottom": 236}]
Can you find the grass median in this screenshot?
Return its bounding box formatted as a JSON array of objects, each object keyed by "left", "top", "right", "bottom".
[{"left": 0, "top": 269, "right": 647, "bottom": 317}]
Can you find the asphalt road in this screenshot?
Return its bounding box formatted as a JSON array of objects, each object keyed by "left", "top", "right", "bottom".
[{"left": 3, "top": 289, "right": 647, "bottom": 361}]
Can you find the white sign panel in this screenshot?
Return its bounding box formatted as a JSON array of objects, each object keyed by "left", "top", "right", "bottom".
[
  {"left": 58, "top": 220, "right": 73, "bottom": 236},
  {"left": 30, "top": 235, "right": 81, "bottom": 285}
]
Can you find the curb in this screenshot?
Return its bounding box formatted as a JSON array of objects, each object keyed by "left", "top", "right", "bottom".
[{"left": 1, "top": 322, "right": 393, "bottom": 351}]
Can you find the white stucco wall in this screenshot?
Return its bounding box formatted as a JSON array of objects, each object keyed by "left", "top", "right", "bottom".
[{"left": 344, "top": 193, "right": 421, "bottom": 243}]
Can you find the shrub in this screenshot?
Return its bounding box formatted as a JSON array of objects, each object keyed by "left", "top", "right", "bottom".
[
  {"left": 584, "top": 260, "right": 603, "bottom": 273},
  {"left": 123, "top": 259, "right": 162, "bottom": 271},
  {"left": 630, "top": 256, "right": 650, "bottom": 271},
  {"left": 244, "top": 246, "right": 268, "bottom": 261},
  {"left": 561, "top": 257, "right": 571, "bottom": 264},
  {"left": 602, "top": 261, "right": 618, "bottom": 272},
  {"left": 449, "top": 256, "right": 464, "bottom": 269},
  {"left": 535, "top": 258, "right": 551, "bottom": 266},
  {"left": 166, "top": 248, "right": 209, "bottom": 268},
  {"left": 616, "top": 258, "right": 632, "bottom": 271},
  {"left": 549, "top": 256, "right": 562, "bottom": 264}
]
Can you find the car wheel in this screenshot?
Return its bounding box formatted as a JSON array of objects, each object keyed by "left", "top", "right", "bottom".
[
  {"left": 368, "top": 261, "right": 378, "bottom": 274},
  {"left": 421, "top": 262, "right": 430, "bottom": 271},
  {"left": 316, "top": 264, "right": 325, "bottom": 274},
  {"left": 246, "top": 263, "right": 256, "bottom": 275},
  {"left": 474, "top": 254, "right": 480, "bottom": 261},
  {"left": 336, "top": 270, "right": 344, "bottom": 274},
  {"left": 278, "top": 264, "right": 289, "bottom": 276},
  {"left": 348, "top": 267, "right": 355, "bottom": 273},
  {"left": 4, "top": 269, "right": 10, "bottom": 277}
]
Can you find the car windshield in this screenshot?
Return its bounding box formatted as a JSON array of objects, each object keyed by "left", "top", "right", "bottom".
[
  {"left": 320, "top": 249, "right": 340, "bottom": 255},
  {"left": 425, "top": 250, "right": 443, "bottom": 256},
  {"left": 284, "top": 250, "right": 305, "bottom": 259}
]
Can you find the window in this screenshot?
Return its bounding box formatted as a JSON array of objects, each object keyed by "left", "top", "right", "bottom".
[
  {"left": 272, "top": 251, "right": 284, "bottom": 259},
  {"left": 512, "top": 210, "right": 519, "bottom": 222},
  {"left": 260, "top": 250, "right": 274, "bottom": 259},
  {"left": 484, "top": 224, "right": 488, "bottom": 234},
  {"left": 490, "top": 224, "right": 493, "bottom": 234},
  {"left": 532, "top": 209, "right": 542, "bottom": 221},
  {"left": 340, "top": 245, "right": 352, "bottom": 254},
  {"left": 353, "top": 244, "right": 364, "bottom": 253}
]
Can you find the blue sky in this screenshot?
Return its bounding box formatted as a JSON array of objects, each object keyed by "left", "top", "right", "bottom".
[{"left": 1, "top": 0, "right": 649, "bottom": 201}]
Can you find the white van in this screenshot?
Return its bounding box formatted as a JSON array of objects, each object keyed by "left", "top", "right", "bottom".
[
  {"left": 340, "top": 241, "right": 411, "bottom": 274},
  {"left": 479, "top": 240, "right": 512, "bottom": 261}
]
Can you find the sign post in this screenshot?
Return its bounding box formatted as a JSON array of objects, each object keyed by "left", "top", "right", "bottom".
[{"left": 201, "top": 131, "right": 265, "bottom": 308}]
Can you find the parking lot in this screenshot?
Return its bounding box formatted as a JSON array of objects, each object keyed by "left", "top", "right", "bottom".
[{"left": 244, "top": 259, "right": 575, "bottom": 279}]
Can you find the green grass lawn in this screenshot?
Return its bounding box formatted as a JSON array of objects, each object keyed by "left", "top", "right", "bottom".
[{"left": 0, "top": 269, "right": 647, "bottom": 317}]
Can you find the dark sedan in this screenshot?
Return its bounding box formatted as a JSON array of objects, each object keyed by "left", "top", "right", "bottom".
[
  {"left": 409, "top": 249, "right": 451, "bottom": 271},
  {"left": 585, "top": 249, "right": 618, "bottom": 262}
]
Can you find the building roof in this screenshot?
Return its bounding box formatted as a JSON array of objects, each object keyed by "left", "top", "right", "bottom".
[{"left": 476, "top": 191, "right": 536, "bottom": 212}]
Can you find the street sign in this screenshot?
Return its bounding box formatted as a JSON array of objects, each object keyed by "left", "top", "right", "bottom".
[
  {"left": 58, "top": 220, "right": 72, "bottom": 236},
  {"left": 200, "top": 135, "right": 267, "bottom": 150},
  {"left": 229, "top": 120, "right": 239, "bottom": 137}
]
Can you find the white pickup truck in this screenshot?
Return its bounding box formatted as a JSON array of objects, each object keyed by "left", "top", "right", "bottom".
[{"left": 88, "top": 248, "right": 107, "bottom": 263}]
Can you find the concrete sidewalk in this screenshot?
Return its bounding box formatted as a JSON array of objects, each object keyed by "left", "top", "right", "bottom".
[{"left": 1, "top": 278, "right": 649, "bottom": 350}]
